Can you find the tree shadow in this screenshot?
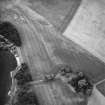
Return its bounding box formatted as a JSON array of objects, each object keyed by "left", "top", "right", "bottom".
[{"left": 0, "top": 49, "right": 17, "bottom": 105}]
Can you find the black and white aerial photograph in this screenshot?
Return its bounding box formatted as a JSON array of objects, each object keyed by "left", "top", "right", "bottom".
[{"left": 0, "top": 0, "right": 105, "bottom": 105}]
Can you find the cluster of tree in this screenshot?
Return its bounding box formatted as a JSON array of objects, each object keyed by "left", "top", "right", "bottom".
[
  {"left": 68, "top": 72, "right": 93, "bottom": 96},
  {"left": 0, "top": 21, "right": 22, "bottom": 47},
  {"left": 13, "top": 63, "right": 39, "bottom": 105},
  {"left": 14, "top": 63, "right": 32, "bottom": 87},
  {"left": 13, "top": 85, "right": 39, "bottom": 105},
  {"left": 56, "top": 64, "right": 93, "bottom": 96}
]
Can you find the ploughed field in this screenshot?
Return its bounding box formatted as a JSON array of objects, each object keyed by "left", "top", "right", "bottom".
[{"left": 21, "top": 0, "right": 82, "bottom": 32}]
